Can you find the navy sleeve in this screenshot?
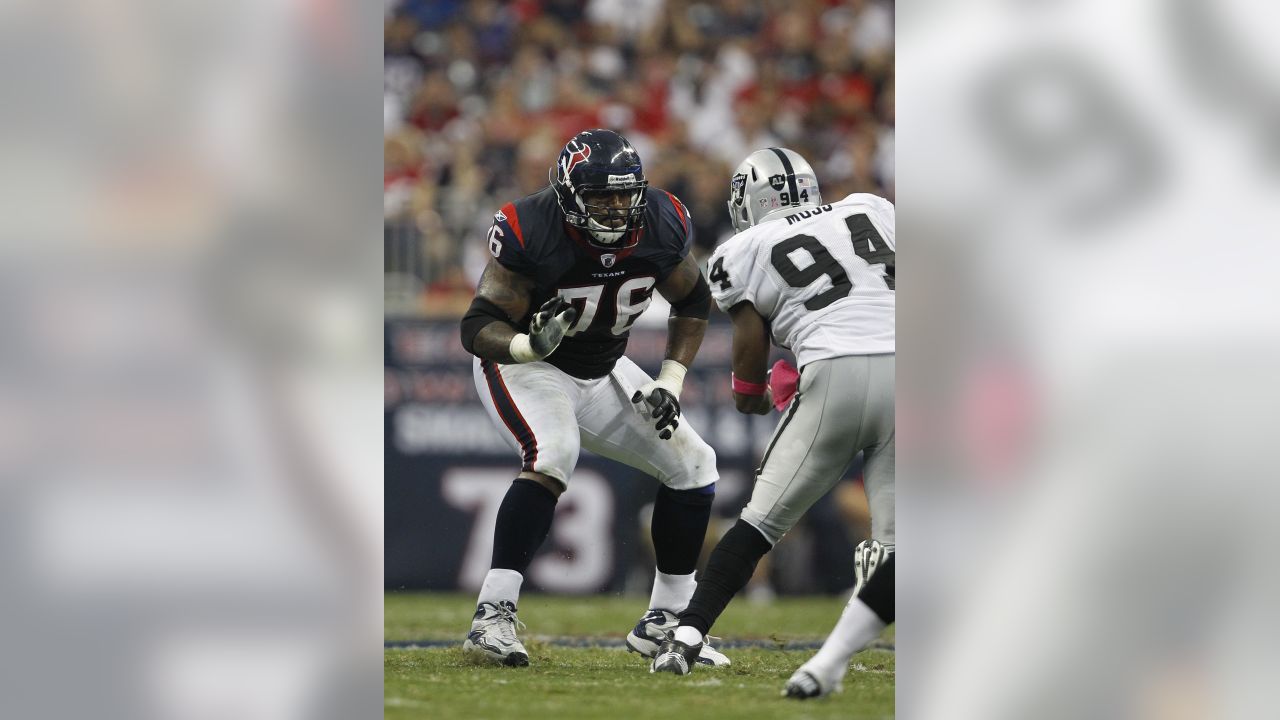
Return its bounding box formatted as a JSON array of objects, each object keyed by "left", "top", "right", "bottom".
[
  {"left": 486, "top": 201, "right": 537, "bottom": 277},
  {"left": 652, "top": 190, "right": 695, "bottom": 280}
]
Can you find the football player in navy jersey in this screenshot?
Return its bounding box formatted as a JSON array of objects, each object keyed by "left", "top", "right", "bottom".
[{"left": 458, "top": 129, "right": 729, "bottom": 669}]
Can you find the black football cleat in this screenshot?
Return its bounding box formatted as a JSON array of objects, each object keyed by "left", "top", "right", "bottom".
[
  {"left": 783, "top": 666, "right": 841, "bottom": 699},
  {"left": 649, "top": 635, "right": 703, "bottom": 676}
]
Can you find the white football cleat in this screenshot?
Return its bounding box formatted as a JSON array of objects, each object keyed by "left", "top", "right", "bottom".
[
  {"left": 462, "top": 600, "right": 529, "bottom": 667},
  {"left": 626, "top": 609, "right": 730, "bottom": 667}
]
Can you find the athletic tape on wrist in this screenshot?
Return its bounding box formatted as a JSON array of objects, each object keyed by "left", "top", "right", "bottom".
[
  {"left": 655, "top": 359, "right": 688, "bottom": 399},
  {"left": 509, "top": 333, "right": 542, "bottom": 363}
]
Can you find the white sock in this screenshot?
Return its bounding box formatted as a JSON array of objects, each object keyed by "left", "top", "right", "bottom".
[
  {"left": 649, "top": 571, "right": 697, "bottom": 613},
  {"left": 673, "top": 625, "right": 704, "bottom": 646},
  {"left": 477, "top": 569, "right": 523, "bottom": 608},
  {"left": 805, "top": 596, "right": 886, "bottom": 679}
]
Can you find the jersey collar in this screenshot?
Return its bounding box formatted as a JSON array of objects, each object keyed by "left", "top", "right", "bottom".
[{"left": 565, "top": 223, "right": 644, "bottom": 263}]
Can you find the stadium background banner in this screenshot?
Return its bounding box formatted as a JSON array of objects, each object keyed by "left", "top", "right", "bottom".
[{"left": 385, "top": 317, "right": 780, "bottom": 592}]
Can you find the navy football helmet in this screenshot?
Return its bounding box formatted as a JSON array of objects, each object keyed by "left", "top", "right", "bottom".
[{"left": 550, "top": 129, "right": 648, "bottom": 248}]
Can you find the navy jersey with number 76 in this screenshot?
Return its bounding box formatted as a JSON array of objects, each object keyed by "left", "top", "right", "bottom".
[{"left": 485, "top": 185, "right": 695, "bottom": 379}]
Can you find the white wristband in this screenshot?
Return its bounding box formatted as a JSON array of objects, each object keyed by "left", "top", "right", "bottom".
[
  {"left": 654, "top": 359, "right": 688, "bottom": 399},
  {"left": 509, "top": 333, "right": 542, "bottom": 363}
]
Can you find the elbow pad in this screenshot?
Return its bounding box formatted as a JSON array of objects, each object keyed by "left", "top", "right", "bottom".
[
  {"left": 461, "top": 297, "right": 511, "bottom": 355},
  {"left": 670, "top": 273, "right": 712, "bottom": 320}
]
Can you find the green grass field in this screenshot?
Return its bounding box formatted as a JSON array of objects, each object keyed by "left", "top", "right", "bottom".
[{"left": 386, "top": 592, "right": 894, "bottom": 719}]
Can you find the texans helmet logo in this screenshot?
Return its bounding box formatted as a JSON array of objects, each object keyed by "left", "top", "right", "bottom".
[{"left": 563, "top": 141, "right": 592, "bottom": 177}]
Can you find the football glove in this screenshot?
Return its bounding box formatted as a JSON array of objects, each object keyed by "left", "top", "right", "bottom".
[
  {"left": 529, "top": 297, "right": 577, "bottom": 357},
  {"left": 632, "top": 387, "right": 681, "bottom": 440},
  {"left": 631, "top": 360, "right": 687, "bottom": 440},
  {"left": 510, "top": 296, "right": 578, "bottom": 362}
]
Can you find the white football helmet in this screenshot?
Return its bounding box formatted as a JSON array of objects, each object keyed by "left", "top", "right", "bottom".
[{"left": 726, "top": 147, "right": 822, "bottom": 233}]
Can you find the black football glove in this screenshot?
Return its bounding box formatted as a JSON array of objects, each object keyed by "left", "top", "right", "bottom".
[
  {"left": 631, "top": 387, "right": 681, "bottom": 440},
  {"left": 528, "top": 296, "right": 578, "bottom": 358}
]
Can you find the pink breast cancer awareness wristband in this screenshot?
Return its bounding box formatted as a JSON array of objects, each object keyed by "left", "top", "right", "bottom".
[{"left": 731, "top": 373, "right": 769, "bottom": 396}]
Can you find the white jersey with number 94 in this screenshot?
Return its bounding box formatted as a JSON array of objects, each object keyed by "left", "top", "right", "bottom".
[{"left": 706, "top": 193, "right": 895, "bottom": 367}]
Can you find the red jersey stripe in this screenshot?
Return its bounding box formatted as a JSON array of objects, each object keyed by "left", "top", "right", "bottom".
[
  {"left": 663, "top": 191, "right": 688, "bottom": 235},
  {"left": 501, "top": 202, "right": 526, "bottom": 248}
]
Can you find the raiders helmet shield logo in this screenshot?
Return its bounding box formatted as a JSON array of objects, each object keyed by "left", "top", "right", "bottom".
[
  {"left": 729, "top": 172, "right": 748, "bottom": 206},
  {"left": 600, "top": 253, "right": 616, "bottom": 268},
  {"left": 768, "top": 174, "right": 787, "bottom": 191}
]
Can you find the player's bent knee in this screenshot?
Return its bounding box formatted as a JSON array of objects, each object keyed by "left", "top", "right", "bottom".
[
  {"left": 665, "top": 435, "right": 718, "bottom": 491},
  {"left": 517, "top": 439, "right": 576, "bottom": 497},
  {"left": 695, "top": 438, "right": 717, "bottom": 473},
  {"left": 738, "top": 511, "right": 785, "bottom": 546},
  {"left": 518, "top": 471, "right": 566, "bottom": 498}
]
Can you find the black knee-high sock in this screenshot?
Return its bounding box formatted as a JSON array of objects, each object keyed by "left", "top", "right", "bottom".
[
  {"left": 490, "top": 478, "right": 558, "bottom": 574},
  {"left": 858, "top": 554, "right": 895, "bottom": 624},
  {"left": 679, "top": 519, "right": 773, "bottom": 635},
  {"left": 651, "top": 484, "right": 715, "bottom": 575}
]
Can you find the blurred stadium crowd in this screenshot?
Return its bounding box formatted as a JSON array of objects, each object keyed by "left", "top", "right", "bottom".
[{"left": 384, "top": 0, "right": 894, "bottom": 315}]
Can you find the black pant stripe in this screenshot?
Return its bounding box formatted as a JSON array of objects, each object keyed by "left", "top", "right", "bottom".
[
  {"left": 481, "top": 360, "right": 538, "bottom": 469},
  {"left": 755, "top": 392, "right": 801, "bottom": 477}
]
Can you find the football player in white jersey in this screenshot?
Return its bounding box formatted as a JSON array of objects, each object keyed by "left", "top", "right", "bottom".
[{"left": 650, "top": 148, "right": 895, "bottom": 698}]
